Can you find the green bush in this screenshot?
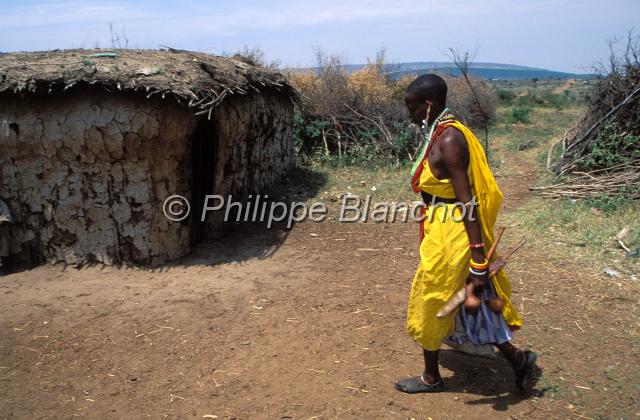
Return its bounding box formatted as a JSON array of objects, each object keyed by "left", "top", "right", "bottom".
[
  {"left": 585, "top": 195, "right": 628, "bottom": 213},
  {"left": 341, "top": 138, "right": 381, "bottom": 167},
  {"left": 292, "top": 111, "right": 305, "bottom": 155},
  {"left": 506, "top": 106, "right": 532, "bottom": 124},
  {"left": 541, "top": 91, "right": 569, "bottom": 109},
  {"left": 392, "top": 123, "right": 416, "bottom": 164},
  {"left": 497, "top": 89, "right": 516, "bottom": 102},
  {"left": 582, "top": 123, "right": 640, "bottom": 169},
  {"left": 515, "top": 94, "right": 542, "bottom": 107},
  {"left": 293, "top": 111, "right": 332, "bottom": 164},
  {"left": 513, "top": 89, "right": 569, "bottom": 109}
]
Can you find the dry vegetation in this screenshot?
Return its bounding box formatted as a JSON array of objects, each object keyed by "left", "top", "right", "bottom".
[
  {"left": 283, "top": 48, "right": 496, "bottom": 166},
  {"left": 0, "top": 49, "right": 296, "bottom": 119},
  {"left": 538, "top": 32, "right": 640, "bottom": 199}
]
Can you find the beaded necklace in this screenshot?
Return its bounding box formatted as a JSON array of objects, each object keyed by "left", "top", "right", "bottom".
[{"left": 409, "top": 108, "right": 455, "bottom": 177}]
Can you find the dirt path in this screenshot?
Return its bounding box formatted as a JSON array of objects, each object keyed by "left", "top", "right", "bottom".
[
  {"left": 552, "top": 79, "right": 576, "bottom": 95},
  {"left": 1, "top": 151, "right": 638, "bottom": 418}
]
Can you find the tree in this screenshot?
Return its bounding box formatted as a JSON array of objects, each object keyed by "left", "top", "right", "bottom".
[{"left": 447, "top": 47, "right": 492, "bottom": 156}]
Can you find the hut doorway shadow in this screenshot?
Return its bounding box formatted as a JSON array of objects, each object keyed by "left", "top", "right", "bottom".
[
  {"left": 180, "top": 166, "right": 327, "bottom": 268},
  {"left": 189, "top": 117, "right": 217, "bottom": 246}
]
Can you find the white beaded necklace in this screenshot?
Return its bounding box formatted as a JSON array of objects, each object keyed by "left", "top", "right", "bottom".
[{"left": 410, "top": 107, "right": 450, "bottom": 177}]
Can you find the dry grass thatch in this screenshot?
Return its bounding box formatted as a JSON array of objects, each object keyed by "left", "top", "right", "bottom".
[{"left": 0, "top": 49, "right": 298, "bottom": 116}]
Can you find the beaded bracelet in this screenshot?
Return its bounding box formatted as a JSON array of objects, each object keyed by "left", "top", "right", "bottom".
[
  {"left": 469, "top": 243, "right": 485, "bottom": 249},
  {"left": 469, "top": 258, "right": 489, "bottom": 270},
  {"left": 469, "top": 267, "right": 487, "bottom": 276},
  {"left": 470, "top": 263, "right": 489, "bottom": 272}
]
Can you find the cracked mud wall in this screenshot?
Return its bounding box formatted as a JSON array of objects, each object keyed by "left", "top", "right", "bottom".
[
  {"left": 0, "top": 89, "right": 196, "bottom": 266},
  {"left": 204, "top": 92, "right": 294, "bottom": 238},
  {"left": 0, "top": 88, "right": 293, "bottom": 266},
  {"left": 213, "top": 92, "right": 293, "bottom": 196}
]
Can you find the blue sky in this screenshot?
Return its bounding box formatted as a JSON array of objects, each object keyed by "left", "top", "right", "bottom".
[{"left": 1, "top": 0, "right": 638, "bottom": 73}]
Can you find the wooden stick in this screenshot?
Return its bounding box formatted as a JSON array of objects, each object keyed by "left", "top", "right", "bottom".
[
  {"left": 486, "top": 226, "right": 506, "bottom": 261},
  {"left": 502, "top": 239, "right": 526, "bottom": 261},
  {"left": 436, "top": 227, "right": 508, "bottom": 319}
]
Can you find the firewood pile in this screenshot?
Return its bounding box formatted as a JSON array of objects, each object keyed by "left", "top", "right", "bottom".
[
  {"left": 531, "top": 161, "right": 640, "bottom": 199},
  {"left": 536, "top": 33, "right": 640, "bottom": 199}
]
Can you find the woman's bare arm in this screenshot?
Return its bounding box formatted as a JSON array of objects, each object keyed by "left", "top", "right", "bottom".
[{"left": 436, "top": 129, "right": 487, "bottom": 289}]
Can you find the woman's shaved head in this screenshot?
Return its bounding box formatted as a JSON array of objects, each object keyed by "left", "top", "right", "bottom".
[{"left": 405, "top": 74, "right": 448, "bottom": 107}]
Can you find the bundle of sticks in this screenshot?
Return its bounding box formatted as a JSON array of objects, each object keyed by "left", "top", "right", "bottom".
[
  {"left": 436, "top": 227, "right": 525, "bottom": 319},
  {"left": 529, "top": 161, "right": 640, "bottom": 199}
]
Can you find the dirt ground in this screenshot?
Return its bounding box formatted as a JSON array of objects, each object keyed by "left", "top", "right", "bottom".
[
  {"left": 552, "top": 79, "right": 577, "bottom": 95},
  {"left": 1, "top": 148, "right": 639, "bottom": 419}
]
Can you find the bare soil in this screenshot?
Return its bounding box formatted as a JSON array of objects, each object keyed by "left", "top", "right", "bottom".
[
  {"left": 552, "top": 79, "right": 577, "bottom": 95},
  {"left": 1, "top": 154, "right": 638, "bottom": 419}
]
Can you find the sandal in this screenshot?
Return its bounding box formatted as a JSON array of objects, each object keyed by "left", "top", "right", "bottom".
[
  {"left": 394, "top": 374, "right": 444, "bottom": 394},
  {"left": 514, "top": 350, "right": 538, "bottom": 393}
]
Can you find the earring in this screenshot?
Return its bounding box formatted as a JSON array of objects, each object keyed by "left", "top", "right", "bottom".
[{"left": 422, "top": 103, "right": 432, "bottom": 129}]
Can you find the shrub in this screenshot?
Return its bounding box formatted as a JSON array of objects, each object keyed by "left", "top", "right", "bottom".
[
  {"left": 347, "top": 62, "right": 394, "bottom": 108},
  {"left": 392, "top": 123, "right": 415, "bottom": 165},
  {"left": 585, "top": 195, "right": 628, "bottom": 213},
  {"left": 541, "top": 90, "right": 569, "bottom": 109},
  {"left": 506, "top": 107, "right": 532, "bottom": 124},
  {"left": 446, "top": 76, "right": 497, "bottom": 127},
  {"left": 286, "top": 48, "right": 409, "bottom": 166},
  {"left": 581, "top": 123, "right": 640, "bottom": 169},
  {"left": 513, "top": 89, "right": 570, "bottom": 109},
  {"left": 286, "top": 47, "right": 497, "bottom": 166},
  {"left": 497, "top": 89, "right": 516, "bottom": 102}
]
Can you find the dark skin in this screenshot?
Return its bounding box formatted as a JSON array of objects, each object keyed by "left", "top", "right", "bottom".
[
  {"left": 399, "top": 92, "right": 525, "bottom": 387},
  {"left": 405, "top": 91, "right": 487, "bottom": 282}
]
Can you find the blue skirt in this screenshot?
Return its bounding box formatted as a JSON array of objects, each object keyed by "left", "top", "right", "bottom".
[{"left": 445, "top": 281, "right": 513, "bottom": 346}]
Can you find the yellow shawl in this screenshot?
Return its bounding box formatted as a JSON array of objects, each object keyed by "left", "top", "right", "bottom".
[{"left": 448, "top": 121, "right": 522, "bottom": 329}]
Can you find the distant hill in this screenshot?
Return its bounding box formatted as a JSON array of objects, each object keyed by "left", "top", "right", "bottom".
[{"left": 304, "top": 62, "right": 594, "bottom": 80}]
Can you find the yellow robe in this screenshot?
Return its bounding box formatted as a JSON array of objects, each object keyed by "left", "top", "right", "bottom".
[{"left": 407, "top": 120, "right": 522, "bottom": 351}]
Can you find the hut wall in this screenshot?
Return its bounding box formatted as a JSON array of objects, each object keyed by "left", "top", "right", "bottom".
[
  {"left": 213, "top": 92, "right": 294, "bottom": 195},
  {"left": 203, "top": 92, "right": 294, "bottom": 236},
  {"left": 0, "top": 89, "right": 294, "bottom": 266},
  {"left": 0, "top": 90, "right": 196, "bottom": 266}
]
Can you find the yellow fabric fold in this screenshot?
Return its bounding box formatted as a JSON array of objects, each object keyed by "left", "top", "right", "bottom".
[
  {"left": 407, "top": 204, "right": 471, "bottom": 350},
  {"left": 441, "top": 120, "right": 522, "bottom": 329}
]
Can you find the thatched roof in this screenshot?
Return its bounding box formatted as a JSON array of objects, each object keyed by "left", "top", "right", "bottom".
[{"left": 0, "top": 49, "right": 297, "bottom": 116}]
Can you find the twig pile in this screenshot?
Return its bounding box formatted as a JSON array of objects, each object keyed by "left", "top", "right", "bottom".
[
  {"left": 552, "top": 80, "right": 640, "bottom": 177},
  {"left": 531, "top": 161, "right": 640, "bottom": 199}
]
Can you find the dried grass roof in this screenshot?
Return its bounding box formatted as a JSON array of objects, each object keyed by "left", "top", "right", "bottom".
[{"left": 0, "top": 49, "right": 297, "bottom": 115}]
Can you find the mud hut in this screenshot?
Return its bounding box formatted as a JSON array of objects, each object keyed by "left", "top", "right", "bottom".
[{"left": 0, "top": 49, "right": 297, "bottom": 266}]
